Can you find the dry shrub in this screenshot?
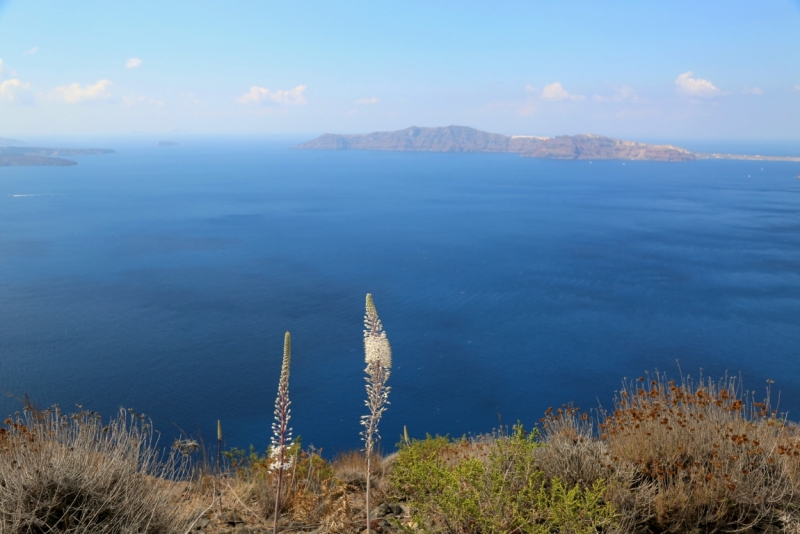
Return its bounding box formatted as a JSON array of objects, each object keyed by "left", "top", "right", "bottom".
[
  {"left": 319, "top": 489, "right": 355, "bottom": 534},
  {"left": 222, "top": 444, "right": 366, "bottom": 528},
  {"left": 331, "top": 450, "right": 369, "bottom": 489},
  {"left": 540, "top": 373, "right": 800, "bottom": 533},
  {"left": 536, "top": 405, "right": 609, "bottom": 488},
  {"left": 0, "top": 405, "right": 197, "bottom": 533},
  {"left": 331, "top": 449, "right": 391, "bottom": 491},
  {"left": 217, "top": 475, "right": 359, "bottom": 533}
]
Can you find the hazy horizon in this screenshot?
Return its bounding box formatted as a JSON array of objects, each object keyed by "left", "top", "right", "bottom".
[
  {"left": 1, "top": 1, "right": 799, "bottom": 140},
  {"left": 5, "top": 133, "right": 800, "bottom": 162}
]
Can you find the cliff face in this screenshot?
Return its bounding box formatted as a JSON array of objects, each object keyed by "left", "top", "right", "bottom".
[{"left": 296, "top": 127, "right": 697, "bottom": 162}]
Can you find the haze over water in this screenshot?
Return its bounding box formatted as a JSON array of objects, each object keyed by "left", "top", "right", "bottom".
[{"left": 1, "top": 140, "right": 799, "bottom": 454}]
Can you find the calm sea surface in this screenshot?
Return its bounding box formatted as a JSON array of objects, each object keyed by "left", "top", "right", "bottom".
[{"left": 1, "top": 139, "right": 799, "bottom": 454}]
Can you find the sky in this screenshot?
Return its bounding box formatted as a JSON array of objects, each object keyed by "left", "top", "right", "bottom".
[{"left": 0, "top": 1, "right": 799, "bottom": 139}]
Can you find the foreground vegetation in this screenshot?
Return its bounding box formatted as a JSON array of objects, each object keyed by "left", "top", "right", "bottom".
[
  {"left": 2, "top": 371, "right": 799, "bottom": 533},
  {"left": 0, "top": 404, "right": 198, "bottom": 533},
  {"left": 4, "top": 297, "right": 799, "bottom": 532}
]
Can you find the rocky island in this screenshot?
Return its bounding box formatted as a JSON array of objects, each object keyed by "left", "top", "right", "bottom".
[
  {"left": 0, "top": 146, "right": 115, "bottom": 167},
  {"left": 297, "top": 125, "right": 800, "bottom": 162}
]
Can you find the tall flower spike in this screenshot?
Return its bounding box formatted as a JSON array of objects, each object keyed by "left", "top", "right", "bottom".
[
  {"left": 361, "top": 294, "right": 392, "bottom": 534},
  {"left": 271, "top": 332, "right": 293, "bottom": 472},
  {"left": 271, "top": 331, "right": 293, "bottom": 534}
]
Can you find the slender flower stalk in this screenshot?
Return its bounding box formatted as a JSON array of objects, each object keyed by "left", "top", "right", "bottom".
[
  {"left": 217, "top": 419, "right": 223, "bottom": 517},
  {"left": 271, "top": 332, "right": 293, "bottom": 534},
  {"left": 361, "top": 294, "right": 392, "bottom": 533}
]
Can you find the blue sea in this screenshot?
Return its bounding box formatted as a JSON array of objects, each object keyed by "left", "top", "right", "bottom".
[{"left": 2, "top": 138, "right": 800, "bottom": 455}]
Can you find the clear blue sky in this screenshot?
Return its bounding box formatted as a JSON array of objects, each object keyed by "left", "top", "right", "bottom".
[{"left": 1, "top": 0, "right": 799, "bottom": 139}]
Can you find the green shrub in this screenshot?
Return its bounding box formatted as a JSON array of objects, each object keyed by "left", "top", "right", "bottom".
[{"left": 389, "top": 425, "right": 618, "bottom": 533}]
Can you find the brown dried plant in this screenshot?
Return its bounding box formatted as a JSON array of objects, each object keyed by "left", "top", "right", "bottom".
[
  {"left": 539, "top": 372, "right": 800, "bottom": 533},
  {"left": 214, "top": 441, "right": 345, "bottom": 530},
  {"left": 320, "top": 489, "right": 355, "bottom": 534}
]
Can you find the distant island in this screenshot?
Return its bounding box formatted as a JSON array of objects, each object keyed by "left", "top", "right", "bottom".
[
  {"left": 0, "top": 145, "right": 115, "bottom": 167},
  {"left": 297, "top": 126, "right": 800, "bottom": 163},
  {"left": 0, "top": 137, "right": 25, "bottom": 147}
]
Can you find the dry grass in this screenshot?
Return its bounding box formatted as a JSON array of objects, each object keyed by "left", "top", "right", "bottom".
[
  {"left": 330, "top": 450, "right": 370, "bottom": 489},
  {"left": 189, "top": 447, "right": 399, "bottom": 533},
  {"left": 539, "top": 372, "right": 800, "bottom": 533},
  {"left": 0, "top": 404, "right": 198, "bottom": 534},
  {"left": 331, "top": 449, "right": 393, "bottom": 491}
]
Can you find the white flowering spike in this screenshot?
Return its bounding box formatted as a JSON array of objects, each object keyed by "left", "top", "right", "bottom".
[
  {"left": 361, "top": 294, "right": 392, "bottom": 533},
  {"left": 270, "top": 331, "right": 293, "bottom": 472},
  {"left": 271, "top": 332, "right": 293, "bottom": 534}
]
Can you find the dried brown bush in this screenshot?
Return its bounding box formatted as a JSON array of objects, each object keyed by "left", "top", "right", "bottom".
[
  {"left": 215, "top": 445, "right": 376, "bottom": 531},
  {"left": 0, "top": 405, "right": 197, "bottom": 534},
  {"left": 539, "top": 373, "right": 800, "bottom": 533}
]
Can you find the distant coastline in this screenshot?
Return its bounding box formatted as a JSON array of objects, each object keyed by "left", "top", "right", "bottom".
[
  {"left": 297, "top": 125, "right": 800, "bottom": 163},
  {"left": 0, "top": 146, "right": 115, "bottom": 167},
  {"left": 0, "top": 137, "right": 26, "bottom": 147}
]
